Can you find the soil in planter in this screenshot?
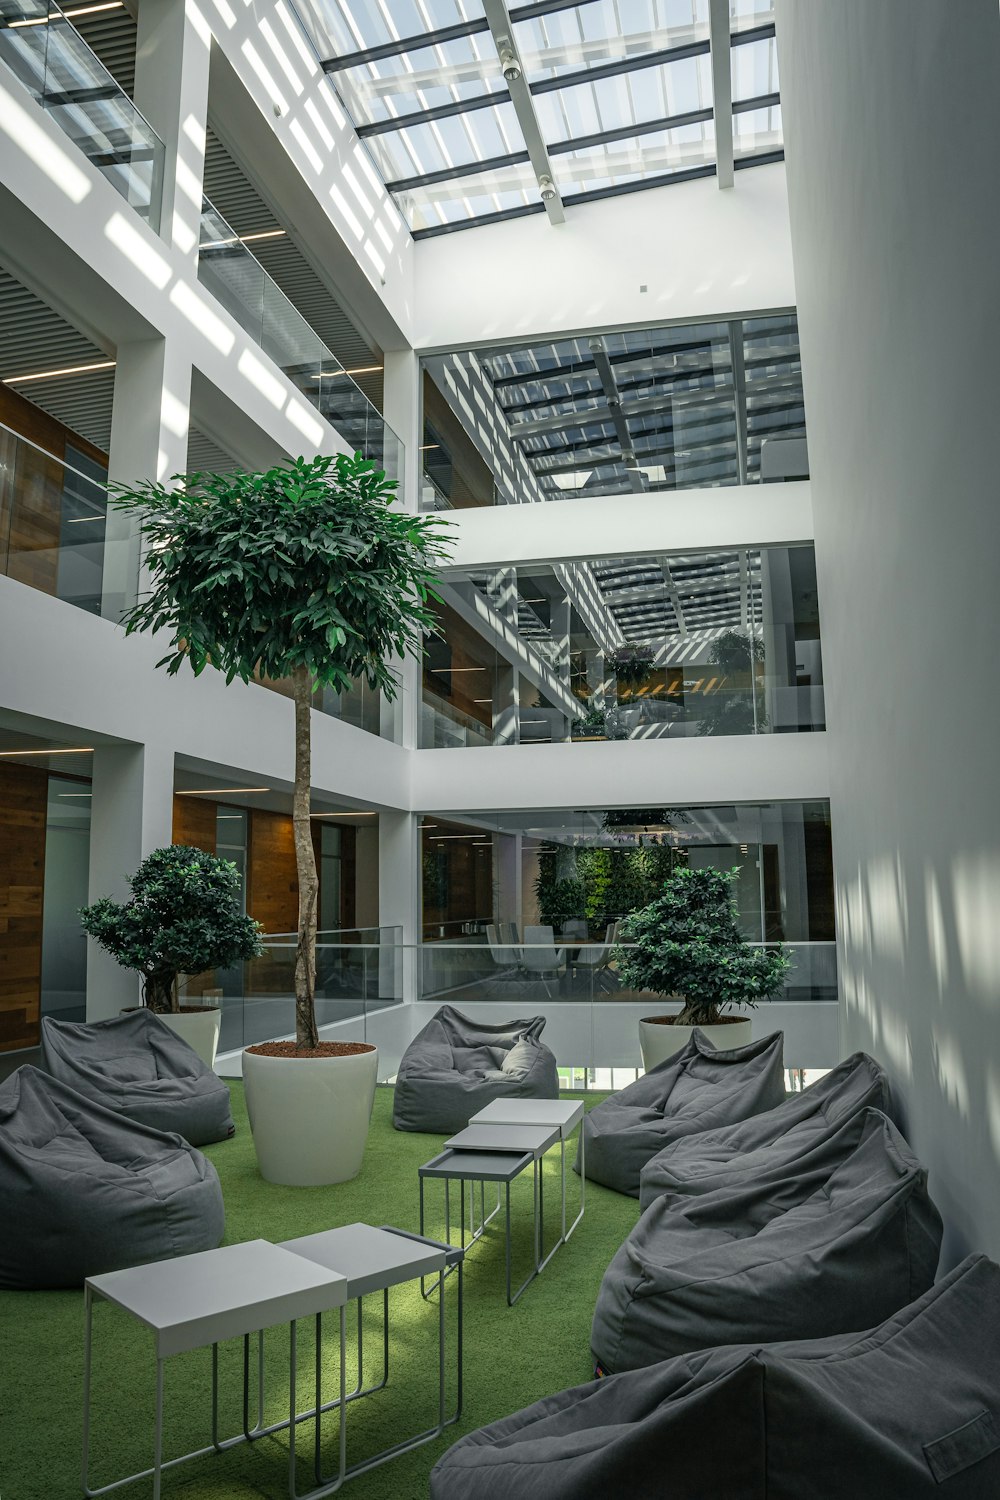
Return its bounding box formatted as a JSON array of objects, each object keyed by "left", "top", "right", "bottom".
[
  {"left": 245, "top": 1041, "right": 376, "bottom": 1059},
  {"left": 641, "top": 1014, "right": 748, "bottom": 1026}
]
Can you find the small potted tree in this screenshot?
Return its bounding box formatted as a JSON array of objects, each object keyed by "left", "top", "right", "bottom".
[
  {"left": 110, "top": 454, "right": 448, "bottom": 1185},
  {"left": 615, "top": 866, "right": 791, "bottom": 1070},
  {"left": 81, "top": 844, "right": 263, "bottom": 1066},
  {"left": 612, "top": 643, "right": 656, "bottom": 697}
]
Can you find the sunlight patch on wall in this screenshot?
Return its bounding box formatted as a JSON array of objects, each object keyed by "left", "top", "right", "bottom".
[{"left": 952, "top": 853, "right": 1000, "bottom": 1003}]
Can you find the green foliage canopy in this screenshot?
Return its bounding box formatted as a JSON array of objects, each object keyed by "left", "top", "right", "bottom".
[
  {"left": 112, "top": 454, "right": 451, "bottom": 694},
  {"left": 615, "top": 865, "right": 790, "bottom": 1026},
  {"left": 81, "top": 845, "right": 264, "bottom": 1012}
]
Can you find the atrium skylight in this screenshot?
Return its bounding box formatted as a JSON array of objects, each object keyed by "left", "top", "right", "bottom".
[{"left": 290, "top": 0, "right": 782, "bottom": 236}]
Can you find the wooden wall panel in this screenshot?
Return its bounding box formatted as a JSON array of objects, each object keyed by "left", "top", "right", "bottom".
[
  {"left": 341, "top": 825, "right": 357, "bottom": 929},
  {"left": 172, "top": 795, "right": 217, "bottom": 854},
  {"left": 0, "top": 384, "right": 108, "bottom": 466},
  {"left": 0, "top": 764, "right": 48, "bottom": 1052},
  {"left": 248, "top": 809, "right": 298, "bottom": 935},
  {"left": 0, "top": 385, "right": 109, "bottom": 599}
]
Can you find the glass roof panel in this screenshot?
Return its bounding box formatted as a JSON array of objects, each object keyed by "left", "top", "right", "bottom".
[
  {"left": 728, "top": 0, "right": 775, "bottom": 32},
  {"left": 731, "top": 33, "right": 778, "bottom": 102},
  {"left": 536, "top": 51, "right": 713, "bottom": 143},
  {"left": 552, "top": 122, "right": 715, "bottom": 195},
  {"left": 334, "top": 33, "right": 504, "bottom": 128},
  {"left": 363, "top": 100, "right": 523, "bottom": 182},
  {"left": 734, "top": 102, "right": 782, "bottom": 157},
  {"left": 292, "top": 0, "right": 486, "bottom": 61},
  {"left": 511, "top": 0, "right": 709, "bottom": 83},
  {"left": 395, "top": 160, "right": 539, "bottom": 232}
]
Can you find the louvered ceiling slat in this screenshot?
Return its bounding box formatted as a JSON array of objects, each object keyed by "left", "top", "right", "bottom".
[{"left": 0, "top": 265, "right": 114, "bottom": 453}]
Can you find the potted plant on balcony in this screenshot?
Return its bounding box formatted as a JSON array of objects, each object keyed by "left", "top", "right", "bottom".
[
  {"left": 612, "top": 643, "right": 656, "bottom": 697},
  {"left": 109, "top": 453, "right": 449, "bottom": 1184},
  {"left": 615, "top": 866, "right": 790, "bottom": 1070},
  {"left": 81, "top": 844, "right": 263, "bottom": 1067}
]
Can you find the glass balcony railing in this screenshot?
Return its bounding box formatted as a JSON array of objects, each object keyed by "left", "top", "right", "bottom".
[
  {"left": 187, "top": 937, "right": 836, "bottom": 1076},
  {"left": 256, "top": 666, "right": 404, "bottom": 743},
  {"left": 0, "top": 0, "right": 164, "bottom": 228},
  {"left": 0, "top": 422, "right": 138, "bottom": 620},
  {"left": 198, "top": 199, "right": 404, "bottom": 492}
]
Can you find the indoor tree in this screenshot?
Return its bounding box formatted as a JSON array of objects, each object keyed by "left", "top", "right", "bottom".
[
  {"left": 615, "top": 865, "right": 790, "bottom": 1027},
  {"left": 81, "top": 844, "right": 263, "bottom": 1011},
  {"left": 109, "top": 454, "right": 450, "bottom": 1049}
]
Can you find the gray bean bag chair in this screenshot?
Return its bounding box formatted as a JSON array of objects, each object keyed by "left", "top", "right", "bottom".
[
  {"left": 578, "top": 1029, "right": 785, "bottom": 1197},
  {"left": 592, "top": 1109, "right": 942, "bottom": 1373},
  {"left": 392, "top": 1005, "right": 559, "bottom": 1134},
  {"left": 638, "top": 1049, "right": 890, "bottom": 1208},
  {"left": 40, "top": 1010, "right": 234, "bottom": 1146},
  {"left": 0, "top": 1066, "right": 225, "bottom": 1290},
  {"left": 431, "top": 1253, "right": 1000, "bottom": 1499}
]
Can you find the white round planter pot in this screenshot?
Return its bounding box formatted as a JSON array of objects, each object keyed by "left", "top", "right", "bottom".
[
  {"left": 242, "top": 1045, "right": 378, "bottom": 1187},
  {"left": 159, "top": 1008, "right": 222, "bottom": 1069},
  {"left": 639, "top": 1016, "right": 753, "bottom": 1072}
]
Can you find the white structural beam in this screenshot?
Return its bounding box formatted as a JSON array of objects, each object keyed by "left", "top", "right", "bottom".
[
  {"left": 445, "top": 482, "right": 814, "bottom": 572},
  {"left": 481, "top": 0, "right": 566, "bottom": 226},
  {"left": 709, "top": 0, "right": 735, "bottom": 189}
]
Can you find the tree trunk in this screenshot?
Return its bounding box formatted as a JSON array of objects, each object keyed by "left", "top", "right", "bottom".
[
  {"left": 143, "top": 972, "right": 175, "bottom": 1014},
  {"left": 675, "top": 998, "right": 722, "bottom": 1027},
  {"left": 292, "top": 664, "right": 320, "bottom": 1049}
]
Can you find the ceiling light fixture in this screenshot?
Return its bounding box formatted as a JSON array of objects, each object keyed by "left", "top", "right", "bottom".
[
  {"left": 175, "top": 786, "right": 270, "bottom": 795},
  {"left": 310, "top": 811, "right": 377, "bottom": 818},
  {"left": 538, "top": 175, "right": 556, "bottom": 202},
  {"left": 7, "top": 0, "right": 122, "bottom": 25},
  {"left": 2, "top": 360, "right": 115, "bottom": 385},
  {"left": 0, "top": 747, "right": 94, "bottom": 756},
  {"left": 498, "top": 38, "right": 521, "bottom": 83}
]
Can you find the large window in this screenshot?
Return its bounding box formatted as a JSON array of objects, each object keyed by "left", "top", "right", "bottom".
[
  {"left": 421, "top": 544, "right": 824, "bottom": 747},
  {"left": 419, "top": 800, "right": 836, "bottom": 1003},
  {"left": 420, "top": 313, "right": 805, "bottom": 508}
]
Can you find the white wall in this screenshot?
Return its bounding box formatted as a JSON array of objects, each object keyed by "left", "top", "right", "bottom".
[
  {"left": 776, "top": 0, "right": 1000, "bottom": 1261},
  {"left": 413, "top": 164, "right": 795, "bottom": 350}
]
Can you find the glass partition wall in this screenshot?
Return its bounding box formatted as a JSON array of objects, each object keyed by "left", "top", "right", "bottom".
[
  {"left": 422, "top": 545, "right": 824, "bottom": 747},
  {"left": 420, "top": 800, "right": 836, "bottom": 1006}
]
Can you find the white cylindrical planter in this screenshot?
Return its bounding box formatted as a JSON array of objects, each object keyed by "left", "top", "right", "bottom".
[
  {"left": 159, "top": 1008, "right": 222, "bottom": 1069},
  {"left": 242, "top": 1045, "right": 378, "bottom": 1186},
  {"left": 639, "top": 1015, "right": 753, "bottom": 1072}
]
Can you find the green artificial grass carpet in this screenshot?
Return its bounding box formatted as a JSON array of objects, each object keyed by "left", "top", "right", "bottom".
[{"left": 0, "top": 1083, "right": 637, "bottom": 1500}]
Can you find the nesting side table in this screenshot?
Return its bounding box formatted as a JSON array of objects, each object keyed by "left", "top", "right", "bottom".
[
  {"left": 83, "top": 1239, "right": 349, "bottom": 1500},
  {"left": 277, "top": 1222, "right": 464, "bottom": 1484},
  {"left": 470, "top": 1097, "right": 586, "bottom": 1264},
  {"left": 419, "top": 1121, "right": 562, "bottom": 1305}
]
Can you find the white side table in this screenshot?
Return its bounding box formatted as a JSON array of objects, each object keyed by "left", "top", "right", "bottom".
[
  {"left": 278, "top": 1223, "right": 464, "bottom": 1483},
  {"left": 83, "top": 1240, "right": 348, "bottom": 1500},
  {"left": 471, "top": 1097, "right": 586, "bottom": 1258}
]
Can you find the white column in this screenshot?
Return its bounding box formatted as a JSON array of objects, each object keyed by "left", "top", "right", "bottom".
[
  {"left": 776, "top": 0, "right": 1000, "bottom": 1259},
  {"left": 382, "top": 348, "right": 420, "bottom": 514},
  {"left": 378, "top": 809, "right": 420, "bottom": 1002},
  {"left": 381, "top": 349, "right": 423, "bottom": 747},
  {"left": 86, "top": 741, "right": 175, "bottom": 1019},
  {"left": 103, "top": 337, "right": 192, "bottom": 617},
  {"left": 133, "top": 0, "right": 211, "bottom": 262}
]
